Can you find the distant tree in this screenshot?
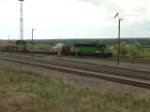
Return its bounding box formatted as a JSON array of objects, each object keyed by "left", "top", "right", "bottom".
[
  {"left": 91, "top": 40, "right": 99, "bottom": 44},
  {"left": 26, "top": 43, "right": 32, "bottom": 51},
  {"left": 130, "top": 45, "right": 137, "bottom": 56},
  {"left": 134, "top": 43, "right": 142, "bottom": 50},
  {"left": 29, "top": 41, "right": 36, "bottom": 45},
  {"left": 129, "top": 43, "right": 142, "bottom": 56},
  {"left": 120, "top": 42, "right": 128, "bottom": 56},
  {"left": 15, "top": 40, "right": 27, "bottom": 45},
  {"left": 49, "top": 42, "right": 55, "bottom": 46},
  {"left": 114, "top": 42, "right": 128, "bottom": 56}
]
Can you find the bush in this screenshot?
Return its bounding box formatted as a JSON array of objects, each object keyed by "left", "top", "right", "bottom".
[
  {"left": 129, "top": 43, "right": 142, "bottom": 56},
  {"left": 114, "top": 42, "right": 128, "bottom": 56}
]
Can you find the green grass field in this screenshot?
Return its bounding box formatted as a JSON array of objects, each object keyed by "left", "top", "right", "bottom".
[
  {"left": 112, "top": 50, "right": 150, "bottom": 58},
  {"left": 0, "top": 65, "right": 150, "bottom": 112}
]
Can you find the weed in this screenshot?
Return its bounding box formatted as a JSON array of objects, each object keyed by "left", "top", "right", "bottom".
[
  {"left": 0, "top": 86, "right": 7, "bottom": 94},
  {"left": 0, "top": 65, "right": 150, "bottom": 112}
]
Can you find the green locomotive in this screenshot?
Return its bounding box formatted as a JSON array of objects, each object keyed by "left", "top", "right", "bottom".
[
  {"left": 62, "top": 44, "right": 112, "bottom": 58},
  {"left": 74, "top": 44, "right": 111, "bottom": 57}
]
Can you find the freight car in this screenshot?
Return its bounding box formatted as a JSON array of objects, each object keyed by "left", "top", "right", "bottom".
[
  {"left": 1, "top": 45, "right": 19, "bottom": 52},
  {"left": 62, "top": 44, "right": 112, "bottom": 58}
]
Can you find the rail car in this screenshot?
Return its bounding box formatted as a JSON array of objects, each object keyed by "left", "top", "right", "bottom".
[
  {"left": 0, "top": 45, "right": 19, "bottom": 52},
  {"left": 61, "top": 44, "right": 112, "bottom": 58},
  {"left": 1, "top": 45, "right": 58, "bottom": 54}
]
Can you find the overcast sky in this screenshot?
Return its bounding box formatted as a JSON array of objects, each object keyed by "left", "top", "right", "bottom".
[{"left": 0, "top": 0, "right": 150, "bottom": 40}]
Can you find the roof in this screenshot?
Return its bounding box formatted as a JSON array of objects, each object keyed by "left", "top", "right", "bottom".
[{"left": 74, "top": 44, "right": 106, "bottom": 47}]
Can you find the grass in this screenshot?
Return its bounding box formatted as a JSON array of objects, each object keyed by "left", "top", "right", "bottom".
[
  {"left": 112, "top": 50, "right": 150, "bottom": 58},
  {"left": 0, "top": 65, "right": 150, "bottom": 112}
]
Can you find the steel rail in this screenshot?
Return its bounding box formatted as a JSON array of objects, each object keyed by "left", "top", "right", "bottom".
[
  {"left": 1, "top": 53, "right": 150, "bottom": 81},
  {"left": 2, "top": 53, "right": 150, "bottom": 74},
  {"left": 0, "top": 56, "right": 150, "bottom": 89}
]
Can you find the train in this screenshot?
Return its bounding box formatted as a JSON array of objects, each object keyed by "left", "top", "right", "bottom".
[
  {"left": 1, "top": 44, "right": 112, "bottom": 57},
  {"left": 61, "top": 44, "right": 112, "bottom": 58}
]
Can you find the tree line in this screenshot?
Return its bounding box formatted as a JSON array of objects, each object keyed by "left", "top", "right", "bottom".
[{"left": 6, "top": 38, "right": 150, "bottom": 46}]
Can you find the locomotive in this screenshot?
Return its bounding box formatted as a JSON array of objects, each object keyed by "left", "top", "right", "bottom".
[{"left": 61, "top": 43, "right": 112, "bottom": 58}]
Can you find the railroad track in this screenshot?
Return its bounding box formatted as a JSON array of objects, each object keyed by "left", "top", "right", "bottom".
[
  {"left": 2, "top": 51, "right": 150, "bottom": 64},
  {"left": 55, "top": 55, "right": 150, "bottom": 64},
  {"left": 0, "top": 55, "right": 150, "bottom": 89},
  {"left": 1, "top": 53, "right": 150, "bottom": 81}
]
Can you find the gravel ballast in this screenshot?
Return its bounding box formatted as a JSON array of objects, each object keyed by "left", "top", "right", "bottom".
[{"left": 0, "top": 60, "right": 150, "bottom": 98}]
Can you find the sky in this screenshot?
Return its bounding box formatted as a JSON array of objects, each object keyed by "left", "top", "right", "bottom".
[{"left": 0, "top": 0, "right": 150, "bottom": 40}]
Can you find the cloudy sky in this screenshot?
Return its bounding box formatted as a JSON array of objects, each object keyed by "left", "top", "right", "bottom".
[{"left": 0, "top": 0, "right": 150, "bottom": 40}]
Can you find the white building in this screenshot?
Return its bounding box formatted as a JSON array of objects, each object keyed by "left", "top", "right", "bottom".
[{"left": 52, "top": 43, "right": 65, "bottom": 50}]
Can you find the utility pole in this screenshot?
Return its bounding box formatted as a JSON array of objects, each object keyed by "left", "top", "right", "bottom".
[
  {"left": 32, "top": 28, "right": 35, "bottom": 57},
  {"left": 114, "top": 13, "right": 122, "bottom": 65},
  {"left": 59, "top": 33, "right": 60, "bottom": 53},
  {"left": 117, "top": 18, "right": 122, "bottom": 65},
  {"left": 76, "top": 34, "right": 78, "bottom": 59},
  {"left": 8, "top": 34, "right": 10, "bottom": 46},
  {"left": 131, "top": 31, "right": 132, "bottom": 58}
]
